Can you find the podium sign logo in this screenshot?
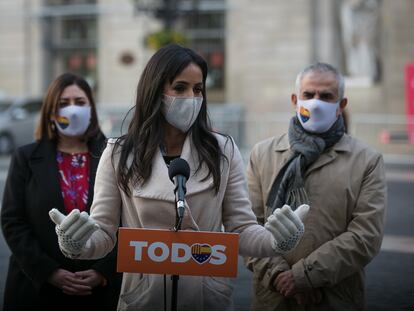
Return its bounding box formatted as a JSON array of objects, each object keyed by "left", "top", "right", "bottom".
[{"left": 117, "top": 228, "right": 239, "bottom": 277}]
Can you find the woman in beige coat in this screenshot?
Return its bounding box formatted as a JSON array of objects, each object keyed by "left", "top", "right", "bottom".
[{"left": 48, "top": 44, "right": 309, "bottom": 311}]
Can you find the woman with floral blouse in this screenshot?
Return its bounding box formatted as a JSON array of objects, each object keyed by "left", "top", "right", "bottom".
[{"left": 1, "top": 73, "right": 122, "bottom": 311}]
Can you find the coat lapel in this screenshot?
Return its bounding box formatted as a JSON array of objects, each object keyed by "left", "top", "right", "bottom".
[
  {"left": 305, "top": 134, "right": 351, "bottom": 177},
  {"left": 132, "top": 134, "right": 213, "bottom": 201},
  {"left": 29, "top": 140, "right": 65, "bottom": 214},
  {"left": 181, "top": 134, "right": 214, "bottom": 197},
  {"left": 305, "top": 149, "right": 337, "bottom": 177},
  {"left": 132, "top": 147, "right": 176, "bottom": 201},
  {"left": 274, "top": 134, "right": 295, "bottom": 168}
]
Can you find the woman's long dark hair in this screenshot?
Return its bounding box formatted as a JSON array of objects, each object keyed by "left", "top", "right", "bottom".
[{"left": 114, "top": 44, "right": 227, "bottom": 195}]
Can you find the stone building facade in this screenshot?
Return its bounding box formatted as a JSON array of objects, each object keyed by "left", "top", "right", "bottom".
[
  {"left": 1, "top": 0, "right": 414, "bottom": 152},
  {"left": 226, "top": 0, "right": 414, "bottom": 152}
]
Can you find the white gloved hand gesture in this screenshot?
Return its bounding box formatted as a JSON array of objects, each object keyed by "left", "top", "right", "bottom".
[
  {"left": 265, "top": 204, "right": 309, "bottom": 254},
  {"left": 49, "top": 208, "right": 99, "bottom": 258}
]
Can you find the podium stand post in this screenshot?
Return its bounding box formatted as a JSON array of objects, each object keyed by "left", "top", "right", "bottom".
[{"left": 170, "top": 200, "right": 185, "bottom": 311}]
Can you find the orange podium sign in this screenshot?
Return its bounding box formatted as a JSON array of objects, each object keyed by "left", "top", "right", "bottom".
[{"left": 117, "top": 228, "right": 239, "bottom": 277}]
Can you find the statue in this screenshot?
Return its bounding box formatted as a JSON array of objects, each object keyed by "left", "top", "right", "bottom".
[{"left": 340, "top": 0, "right": 381, "bottom": 82}]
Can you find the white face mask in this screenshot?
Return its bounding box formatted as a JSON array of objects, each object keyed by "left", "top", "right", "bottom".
[
  {"left": 161, "top": 95, "right": 203, "bottom": 133},
  {"left": 54, "top": 105, "right": 91, "bottom": 137},
  {"left": 296, "top": 98, "right": 339, "bottom": 133}
]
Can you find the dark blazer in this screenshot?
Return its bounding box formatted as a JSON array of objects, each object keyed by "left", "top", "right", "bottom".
[{"left": 1, "top": 133, "right": 122, "bottom": 311}]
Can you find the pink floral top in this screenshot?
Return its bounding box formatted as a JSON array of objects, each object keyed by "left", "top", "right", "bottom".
[{"left": 57, "top": 151, "right": 90, "bottom": 213}]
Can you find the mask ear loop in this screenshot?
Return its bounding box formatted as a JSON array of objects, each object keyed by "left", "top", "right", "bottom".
[
  {"left": 52, "top": 115, "right": 64, "bottom": 132},
  {"left": 162, "top": 94, "right": 175, "bottom": 115},
  {"left": 187, "top": 97, "right": 198, "bottom": 130},
  {"left": 166, "top": 96, "right": 176, "bottom": 117}
]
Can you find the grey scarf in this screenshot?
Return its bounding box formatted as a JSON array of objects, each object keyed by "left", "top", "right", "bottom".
[{"left": 266, "top": 115, "right": 345, "bottom": 213}]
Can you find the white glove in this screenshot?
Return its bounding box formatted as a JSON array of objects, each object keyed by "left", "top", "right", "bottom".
[
  {"left": 49, "top": 208, "right": 99, "bottom": 258},
  {"left": 265, "top": 204, "right": 310, "bottom": 254}
]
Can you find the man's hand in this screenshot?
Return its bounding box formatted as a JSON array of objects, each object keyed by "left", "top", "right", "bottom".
[
  {"left": 265, "top": 204, "right": 309, "bottom": 253},
  {"left": 49, "top": 208, "right": 99, "bottom": 257},
  {"left": 274, "top": 270, "right": 297, "bottom": 297},
  {"left": 275, "top": 270, "right": 323, "bottom": 304}
]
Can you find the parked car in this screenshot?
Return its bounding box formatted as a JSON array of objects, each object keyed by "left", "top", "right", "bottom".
[{"left": 0, "top": 97, "right": 43, "bottom": 154}]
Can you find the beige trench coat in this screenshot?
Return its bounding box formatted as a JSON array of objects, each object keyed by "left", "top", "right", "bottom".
[
  {"left": 78, "top": 133, "right": 277, "bottom": 311},
  {"left": 246, "top": 133, "right": 386, "bottom": 311}
]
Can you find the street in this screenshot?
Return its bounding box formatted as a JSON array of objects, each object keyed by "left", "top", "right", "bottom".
[{"left": 0, "top": 155, "right": 413, "bottom": 310}]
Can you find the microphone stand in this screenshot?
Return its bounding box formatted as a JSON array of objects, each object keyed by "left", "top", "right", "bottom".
[
  {"left": 171, "top": 198, "right": 185, "bottom": 311},
  {"left": 168, "top": 158, "right": 190, "bottom": 311}
]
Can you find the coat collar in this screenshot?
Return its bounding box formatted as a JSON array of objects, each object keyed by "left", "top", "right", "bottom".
[
  {"left": 273, "top": 133, "right": 352, "bottom": 176},
  {"left": 133, "top": 134, "right": 214, "bottom": 201},
  {"left": 85, "top": 133, "right": 106, "bottom": 206},
  {"left": 273, "top": 133, "right": 351, "bottom": 152},
  {"left": 29, "top": 139, "right": 64, "bottom": 214}
]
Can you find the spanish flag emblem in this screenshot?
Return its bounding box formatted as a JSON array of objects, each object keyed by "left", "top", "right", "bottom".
[
  {"left": 56, "top": 116, "right": 70, "bottom": 129},
  {"left": 299, "top": 106, "right": 310, "bottom": 123},
  {"left": 191, "top": 244, "right": 212, "bottom": 264}
]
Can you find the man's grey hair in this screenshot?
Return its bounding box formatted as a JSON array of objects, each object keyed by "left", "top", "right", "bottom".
[{"left": 295, "top": 62, "right": 345, "bottom": 100}]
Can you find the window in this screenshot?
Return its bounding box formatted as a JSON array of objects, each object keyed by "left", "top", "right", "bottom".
[
  {"left": 42, "top": 1, "right": 98, "bottom": 92},
  {"left": 178, "top": 3, "right": 226, "bottom": 100}
]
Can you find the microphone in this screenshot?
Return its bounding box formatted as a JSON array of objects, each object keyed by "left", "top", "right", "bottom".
[{"left": 168, "top": 158, "right": 190, "bottom": 230}]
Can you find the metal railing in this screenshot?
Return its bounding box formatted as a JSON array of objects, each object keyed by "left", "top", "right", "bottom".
[{"left": 96, "top": 104, "right": 414, "bottom": 159}]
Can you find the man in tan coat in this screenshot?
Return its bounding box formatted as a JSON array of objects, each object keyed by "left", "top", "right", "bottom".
[{"left": 246, "top": 62, "right": 386, "bottom": 310}]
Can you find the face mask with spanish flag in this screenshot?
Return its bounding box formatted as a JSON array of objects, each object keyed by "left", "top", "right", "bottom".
[
  {"left": 296, "top": 98, "right": 339, "bottom": 133},
  {"left": 54, "top": 105, "right": 91, "bottom": 137}
]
